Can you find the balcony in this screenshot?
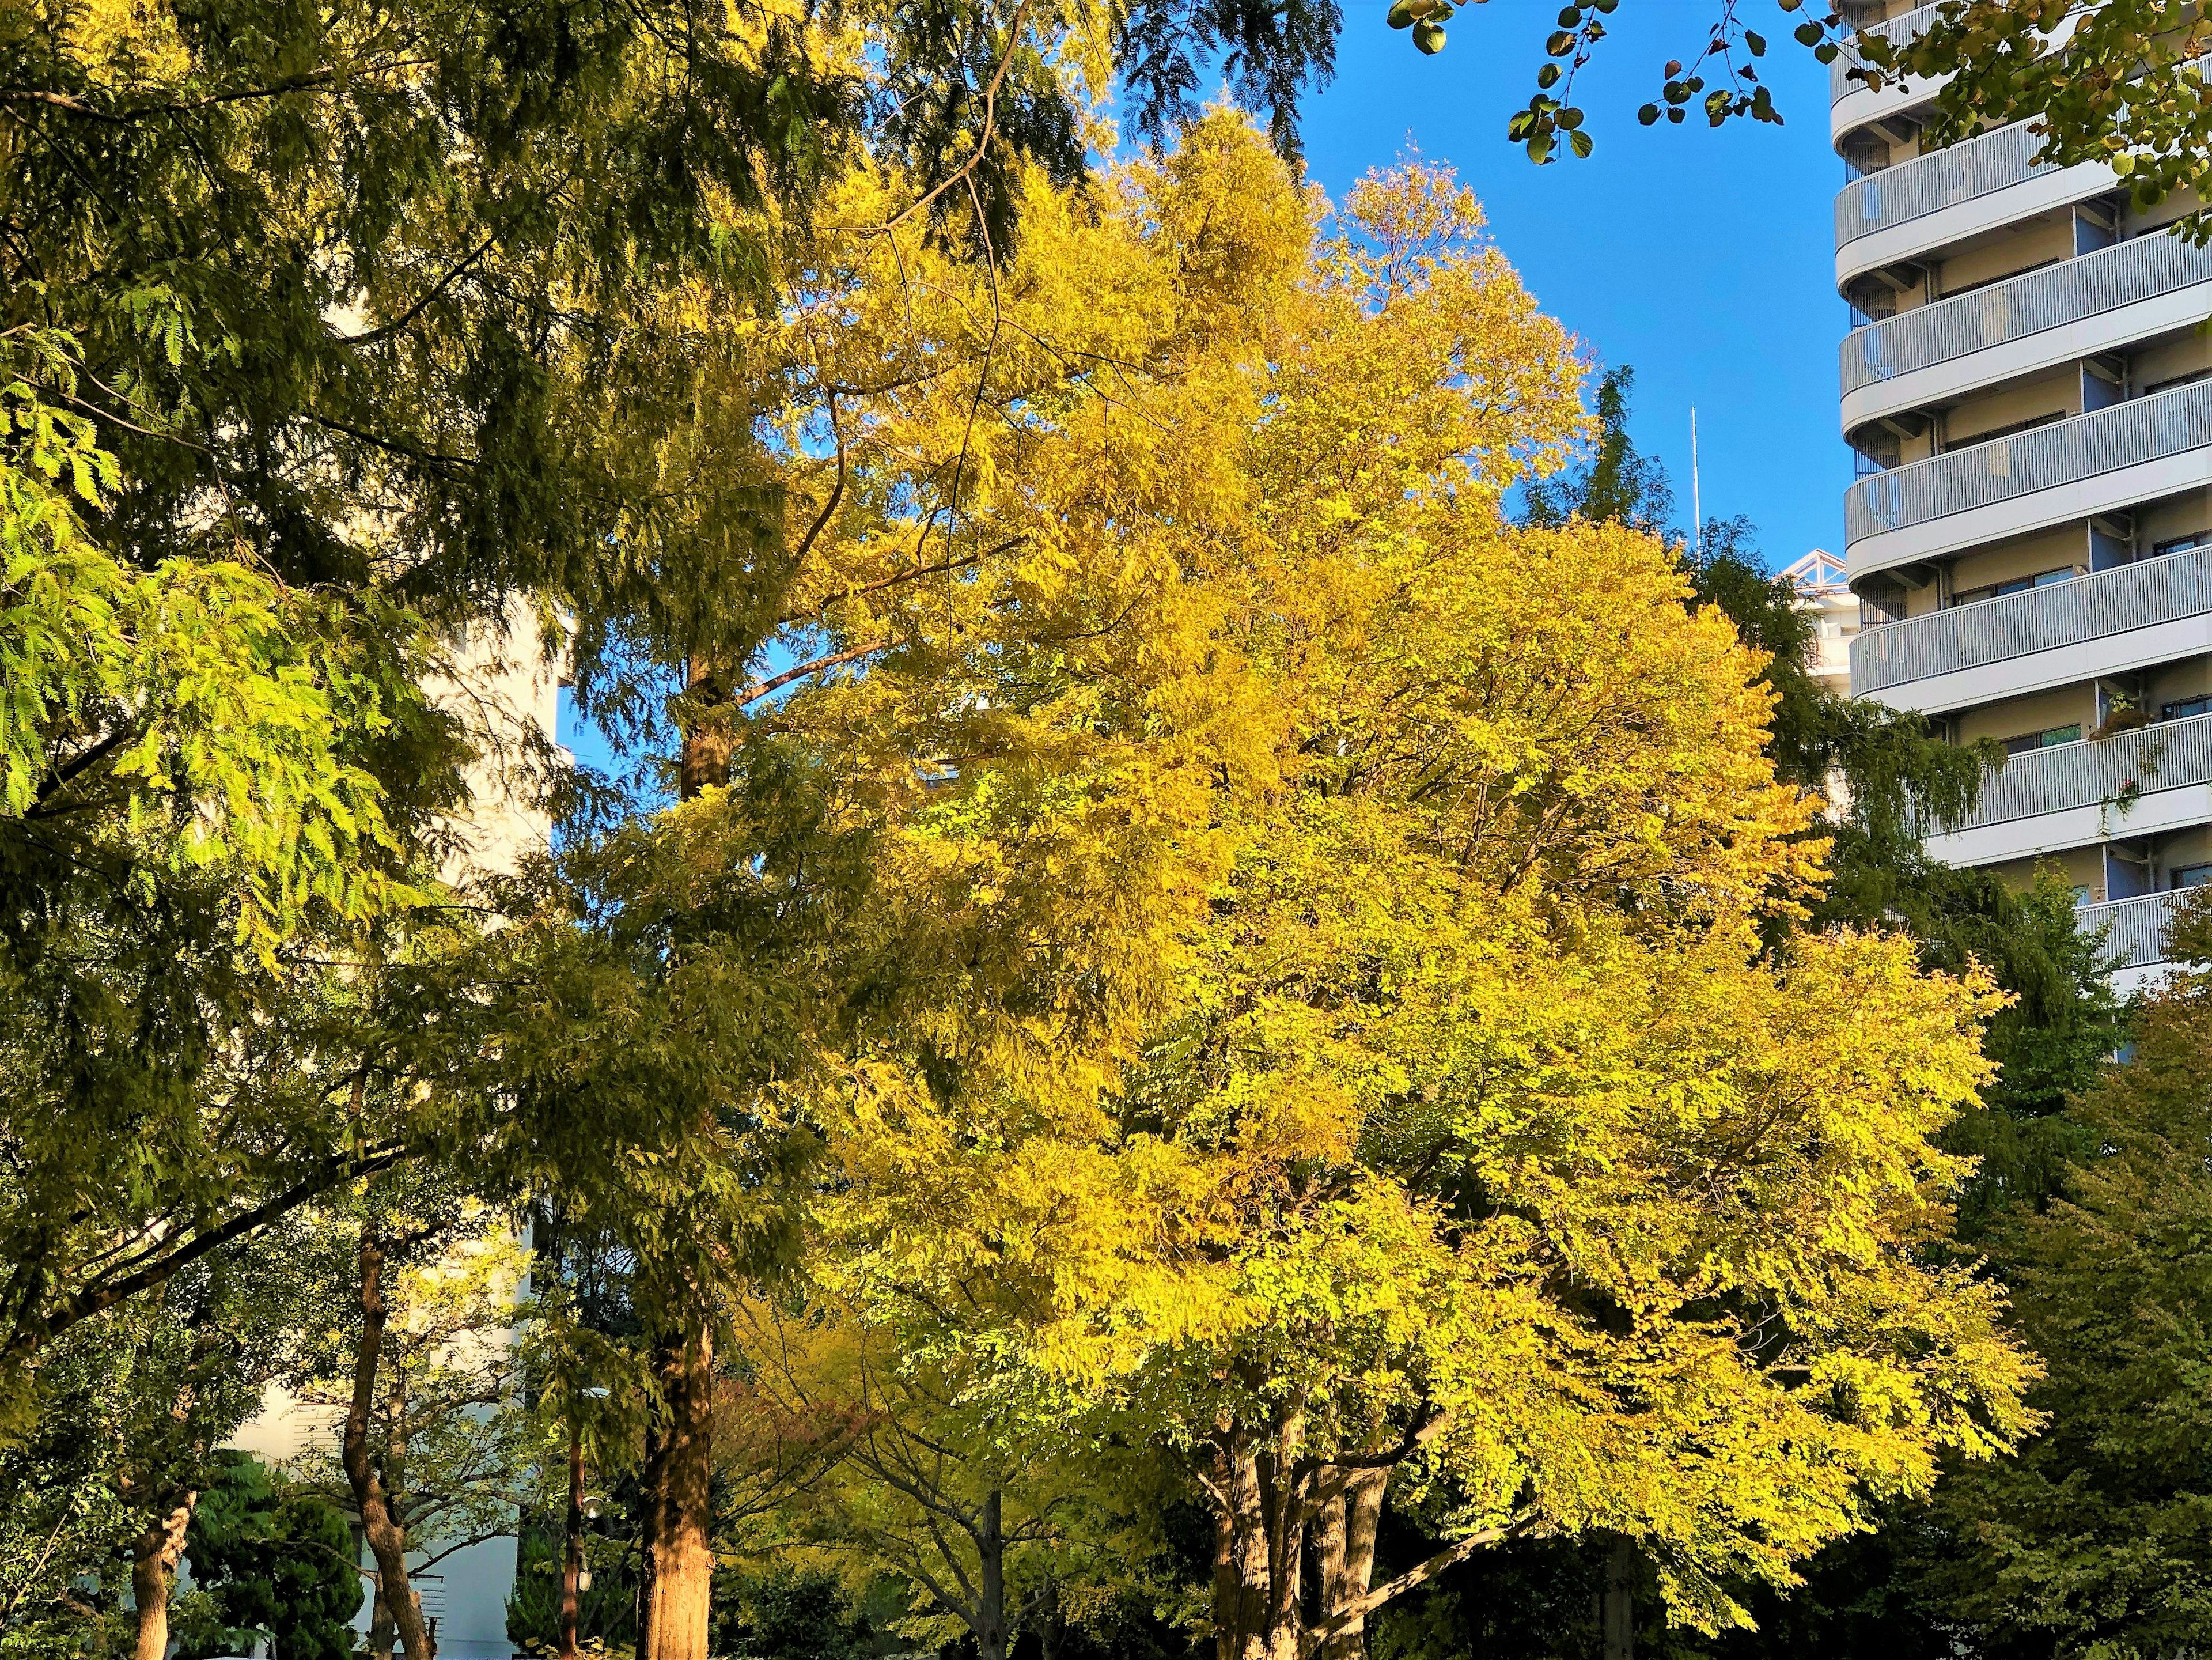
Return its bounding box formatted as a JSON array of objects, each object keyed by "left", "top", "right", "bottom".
[
  {"left": 1935, "top": 709, "right": 2212, "bottom": 842},
  {"left": 1846, "top": 379, "right": 2212, "bottom": 567},
  {"left": 1843, "top": 233, "right": 2212, "bottom": 407},
  {"left": 1851, "top": 543, "right": 2212, "bottom": 702},
  {"left": 1830, "top": 1, "right": 1941, "bottom": 104},
  {"left": 2078, "top": 888, "right": 2190, "bottom": 974},
  {"left": 1838, "top": 121, "right": 2050, "bottom": 251}
]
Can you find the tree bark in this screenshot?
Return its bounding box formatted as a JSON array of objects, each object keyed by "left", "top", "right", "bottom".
[
  {"left": 131, "top": 1494, "right": 196, "bottom": 1660},
  {"left": 1602, "top": 1536, "right": 1635, "bottom": 1660},
  {"left": 680, "top": 659, "right": 734, "bottom": 797},
  {"left": 342, "top": 1227, "right": 433, "bottom": 1660},
  {"left": 638, "top": 698, "right": 728, "bottom": 1660},
  {"left": 974, "top": 1489, "right": 1009, "bottom": 1660},
  {"left": 1207, "top": 1406, "right": 1315, "bottom": 1660},
  {"left": 1312, "top": 1469, "right": 1387, "bottom": 1660},
  {"left": 640, "top": 1326, "right": 715, "bottom": 1660},
  {"left": 559, "top": 1415, "right": 584, "bottom": 1660}
]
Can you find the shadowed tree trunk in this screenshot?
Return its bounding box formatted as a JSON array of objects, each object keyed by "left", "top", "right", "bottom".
[
  {"left": 641, "top": 1325, "right": 715, "bottom": 1660},
  {"left": 131, "top": 1494, "right": 196, "bottom": 1660},
  {"left": 1602, "top": 1537, "right": 1635, "bottom": 1660},
  {"left": 1312, "top": 1469, "right": 1388, "bottom": 1660},
  {"left": 559, "top": 1415, "right": 584, "bottom": 1660},
  {"left": 1201, "top": 1399, "right": 1511, "bottom": 1660},
  {"left": 342, "top": 1226, "right": 433, "bottom": 1660}
]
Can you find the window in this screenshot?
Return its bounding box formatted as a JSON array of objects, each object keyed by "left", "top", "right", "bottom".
[
  {"left": 1950, "top": 566, "right": 2077, "bottom": 607},
  {"left": 2166, "top": 695, "right": 2212, "bottom": 722},
  {"left": 2173, "top": 864, "right": 2212, "bottom": 890},
  {"left": 2002, "top": 723, "right": 2082, "bottom": 755},
  {"left": 2146, "top": 367, "right": 2212, "bottom": 398},
  {"left": 1944, "top": 410, "right": 2066, "bottom": 452},
  {"left": 1937, "top": 259, "right": 2059, "bottom": 302},
  {"left": 2157, "top": 530, "right": 2212, "bottom": 558}
]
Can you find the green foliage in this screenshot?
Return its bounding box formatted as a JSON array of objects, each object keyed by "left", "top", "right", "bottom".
[
  {"left": 1916, "top": 950, "right": 2212, "bottom": 1657},
  {"left": 1519, "top": 366, "right": 1675, "bottom": 539},
  {"left": 506, "top": 1518, "right": 642, "bottom": 1658},
  {"left": 179, "top": 1454, "right": 361, "bottom": 1660},
  {"left": 708, "top": 1567, "right": 887, "bottom": 1660},
  {"left": 0, "top": 1254, "right": 291, "bottom": 1659}
]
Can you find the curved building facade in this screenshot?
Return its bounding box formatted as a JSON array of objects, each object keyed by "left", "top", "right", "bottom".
[{"left": 1835, "top": 2, "right": 2212, "bottom": 990}]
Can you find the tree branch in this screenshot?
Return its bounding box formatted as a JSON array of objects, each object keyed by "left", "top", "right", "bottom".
[
  {"left": 20, "top": 1143, "right": 415, "bottom": 1359},
  {"left": 1298, "top": 1518, "right": 1532, "bottom": 1655},
  {"left": 737, "top": 640, "right": 890, "bottom": 706},
  {"left": 336, "top": 233, "right": 500, "bottom": 346}
]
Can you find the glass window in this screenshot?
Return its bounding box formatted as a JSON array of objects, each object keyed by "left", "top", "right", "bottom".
[
  {"left": 2157, "top": 530, "right": 2212, "bottom": 558},
  {"left": 2148, "top": 368, "right": 2212, "bottom": 398},
  {"left": 2173, "top": 864, "right": 2212, "bottom": 890},
  {"left": 2003, "top": 724, "right": 2082, "bottom": 755},
  {"left": 2165, "top": 695, "right": 2212, "bottom": 722},
  {"left": 1952, "top": 567, "right": 2077, "bottom": 607}
]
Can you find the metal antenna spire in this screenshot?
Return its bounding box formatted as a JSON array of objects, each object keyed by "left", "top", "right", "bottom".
[{"left": 1690, "top": 405, "right": 1702, "bottom": 563}]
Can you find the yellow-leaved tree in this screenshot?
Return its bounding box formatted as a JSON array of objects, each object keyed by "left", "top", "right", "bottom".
[{"left": 744, "top": 117, "right": 2036, "bottom": 1660}]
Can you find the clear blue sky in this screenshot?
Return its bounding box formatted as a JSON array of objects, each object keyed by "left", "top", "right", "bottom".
[{"left": 1292, "top": 3, "right": 1852, "bottom": 569}]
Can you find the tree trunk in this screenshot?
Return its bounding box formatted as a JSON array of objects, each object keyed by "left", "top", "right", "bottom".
[
  {"left": 131, "top": 1494, "right": 196, "bottom": 1660},
  {"left": 559, "top": 1415, "right": 584, "bottom": 1660},
  {"left": 680, "top": 659, "right": 734, "bottom": 797},
  {"left": 1207, "top": 1409, "right": 1308, "bottom": 1660},
  {"left": 1601, "top": 1537, "right": 1635, "bottom": 1660},
  {"left": 639, "top": 703, "right": 728, "bottom": 1660},
  {"left": 974, "top": 1489, "right": 1009, "bottom": 1660},
  {"left": 640, "top": 1325, "right": 715, "bottom": 1660},
  {"left": 342, "top": 1227, "right": 433, "bottom": 1660},
  {"left": 1312, "top": 1469, "right": 1387, "bottom": 1660}
]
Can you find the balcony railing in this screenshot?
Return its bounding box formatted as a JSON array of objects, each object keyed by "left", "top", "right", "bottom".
[
  {"left": 1843, "top": 232, "right": 2212, "bottom": 397},
  {"left": 1851, "top": 543, "right": 2212, "bottom": 694},
  {"left": 1838, "top": 120, "right": 2046, "bottom": 249},
  {"left": 1846, "top": 378, "right": 2212, "bottom": 548},
  {"left": 1939, "top": 708, "right": 2212, "bottom": 833},
  {"left": 2077, "top": 888, "right": 2190, "bottom": 971},
  {"left": 1831, "top": 1, "right": 1943, "bottom": 103}
]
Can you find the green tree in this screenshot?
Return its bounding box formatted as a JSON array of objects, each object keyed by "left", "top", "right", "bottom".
[
  {"left": 179, "top": 1454, "right": 361, "bottom": 1660},
  {"left": 1520, "top": 366, "right": 1675, "bottom": 540},
  {"left": 0, "top": 1245, "right": 298, "bottom": 1660},
  {"left": 1891, "top": 915, "right": 2212, "bottom": 1657}
]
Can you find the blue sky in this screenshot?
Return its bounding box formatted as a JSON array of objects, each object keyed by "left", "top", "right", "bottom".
[{"left": 1293, "top": 3, "right": 1852, "bottom": 570}]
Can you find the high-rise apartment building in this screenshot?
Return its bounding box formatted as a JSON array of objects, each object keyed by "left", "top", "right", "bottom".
[{"left": 1835, "top": 2, "right": 2212, "bottom": 993}]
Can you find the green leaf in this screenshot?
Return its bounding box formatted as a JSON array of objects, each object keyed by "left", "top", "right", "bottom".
[{"left": 1568, "top": 128, "right": 1593, "bottom": 157}]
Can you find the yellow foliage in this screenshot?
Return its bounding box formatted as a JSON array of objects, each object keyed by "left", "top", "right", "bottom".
[{"left": 675, "top": 111, "right": 2034, "bottom": 1643}]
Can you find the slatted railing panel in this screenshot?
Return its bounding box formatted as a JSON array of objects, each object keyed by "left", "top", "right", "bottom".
[
  {"left": 1941, "top": 709, "right": 2212, "bottom": 831},
  {"left": 2077, "top": 888, "right": 2187, "bottom": 969},
  {"left": 1850, "top": 544, "right": 2212, "bottom": 692},
  {"left": 1842, "top": 224, "right": 2212, "bottom": 395},
  {"left": 1846, "top": 379, "right": 2212, "bottom": 546},
  {"left": 1831, "top": 1, "right": 1943, "bottom": 101},
  {"left": 1837, "top": 122, "right": 2045, "bottom": 248}
]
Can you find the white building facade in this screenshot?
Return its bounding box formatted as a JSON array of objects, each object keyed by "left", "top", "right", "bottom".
[{"left": 1834, "top": 2, "right": 2212, "bottom": 993}]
